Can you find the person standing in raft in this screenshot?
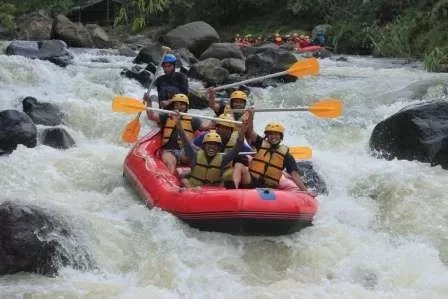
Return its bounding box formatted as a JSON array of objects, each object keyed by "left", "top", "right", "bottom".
[
  {"left": 233, "top": 109, "right": 308, "bottom": 191},
  {"left": 146, "top": 54, "right": 189, "bottom": 109},
  {"left": 193, "top": 113, "right": 253, "bottom": 188},
  {"left": 174, "top": 112, "right": 247, "bottom": 188},
  {"left": 145, "top": 93, "right": 205, "bottom": 175},
  {"left": 207, "top": 88, "right": 248, "bottom": 121}
]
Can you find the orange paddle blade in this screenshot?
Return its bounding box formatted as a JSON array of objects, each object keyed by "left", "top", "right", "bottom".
[
  {"left": 309, "top": 98, "right": 343, "bottom": 118},
  {"left": 290, "top": 146, "right": 312, "bottom": 159},
  {"left": 287, "top": 58, "right": 320, "bottom": 77},
  {"left": 112, "top": 97, "right": 146, "bottom": 114},
  {"left": 121, "top": 115, "right": 141, "bottom": 143}
]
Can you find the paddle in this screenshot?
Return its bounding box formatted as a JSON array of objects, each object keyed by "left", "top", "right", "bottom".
[
  {"left": 120, "top": 46, "right": 170, "bottom": 143},
  {"left": 231, "top": 98, "right": 343, "bottom": 119},
  {"left": 112, "top": 98, "right": 242, "bottom": 125},
  {"left": 204, "top": 57, "right": 319, "bottom": 92},
  {"left": 238, "top": 146, "right": 312, "bottom": 160}
]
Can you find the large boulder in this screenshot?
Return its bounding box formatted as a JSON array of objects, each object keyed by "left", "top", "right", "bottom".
[
  {"left": 221, "top": 58, "right": 246, "bottom": 74},
  {"left": 85, "top": 24, "right": 111, "bottom": 49},
  {"left": 189, "top": 58, "right": 229, "bottom": 85},
  {"left": 199, "top": 43, "right": 244, "bottom": 60},
  {"left": 370, "top": 101, "right": 448, "bottom": 169},
  {"left": 163, "top": 21, "right": 220, "bottom": 58},
  {"left": 6, "top": 40, "right": 74, "bottom": 67},
  {"left": 16, "top": 11, "right": 53, "bottom": 40},
  {"left": 120, "top": 65, "right": 153, "bottom": 87},
  {"left": 0, "top": 110, "right": 37, "bottom": 153},
  {"left": 0, "top": 201, "right": 94, "bottom": 276},
  {"left": 245, "top": 47, "right": 298, "bottom": 82},
  {"left": 133, "top": 42, "right": 168, "bottom": 65},
  {"left": 53, "top": 14, "right": 95, "bottom": 48},
  {"left": 0, "top": 25, "right": 14, "bottom": 40},
  {"left": 22, "top": 96, "right": 64, "bottom": 126},
  {"left": 40, "top": 128, "right": 76, "bottom": 149}
]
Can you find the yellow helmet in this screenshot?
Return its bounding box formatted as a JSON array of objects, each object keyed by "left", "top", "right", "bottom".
[
  {"left": 230, "top": 90, "right": 247, "bottom": 102},
  {"left": 264, "top": 121, "right": 285, "bottom": 134},
  {"left": 171, "top": 93, "right": 189, "bottom": 105},
  {"left": 203, "top": 130, "right": 222, "bottom": 144},
  {"left": 216, "top": 113, "right": 235, "bottom": 129}
]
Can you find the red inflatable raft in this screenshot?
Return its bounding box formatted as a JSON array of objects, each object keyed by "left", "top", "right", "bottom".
[
  {"left": 297, "top": 45, "right": 323, "bottom": 53},
  {"left": 123, "top": 129, "right": 318, "bottom": 235}
]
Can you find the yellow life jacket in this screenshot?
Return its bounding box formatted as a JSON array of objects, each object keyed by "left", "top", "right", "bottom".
[
  {"left": 220, "top": 131, "right": 239, "bottom": 181},
  {"left": 189, "top": 150, "right": 224, "bottom": 187},
  {"left": 249, "top": 140, "right": 289, "bottom": 188},
  {"left": 162, "top": 115, "right": 194, "bottom": 146}
]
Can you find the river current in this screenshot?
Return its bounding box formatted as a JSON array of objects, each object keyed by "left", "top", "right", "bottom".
[{"left": 1, "top": 48, "right": 448, "bottom": 298}]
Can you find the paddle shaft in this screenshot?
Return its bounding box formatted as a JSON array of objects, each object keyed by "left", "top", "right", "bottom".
[
  {"left": 231, "top": 107, "right": 309, "bottom": 113},
  {"left": 136, "top": 48, "right": 169, "bottom": 118},
  {"left": 147, "top": 107, "right": 243, "bottom": 124},
  {"left": 212, "top": 70, "right": 288, "bottom": 91}
]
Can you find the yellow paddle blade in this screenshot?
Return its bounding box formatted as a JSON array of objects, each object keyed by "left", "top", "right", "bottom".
[
  {"left": 290, "top": 146, "right": 312, "bottom": 159},
  {"left": 287, "top": 58, "right": 320, "bottom": 77},
  {"left": 121, "top": 115, "right": 141, "bottom": 143},
  {"left": 309, "top": 98, "right": 343, "bottom": 118},
  {"left": 112, "top": 97, "right": 146, "bottom": 114}
]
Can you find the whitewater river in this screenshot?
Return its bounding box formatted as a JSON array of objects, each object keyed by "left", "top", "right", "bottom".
[{"left": 1, "top": 48, "right": 448, "bottom": 298}]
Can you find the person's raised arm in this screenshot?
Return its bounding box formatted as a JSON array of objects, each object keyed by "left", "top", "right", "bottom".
[
  {"left": 143, "top": 92, "right": 160, "bottom": 123},
  {"left": 244, "top": 108, "right": 257, "bottom": 143},
  {"left": 207, "top": 87, "right": 220, "bottom": 114},
  {"left": 222, "top": 123, "right": 246, "bottom": 165},
  {"left": 173, "top": 112, "right": 196, "bottom": 160}
]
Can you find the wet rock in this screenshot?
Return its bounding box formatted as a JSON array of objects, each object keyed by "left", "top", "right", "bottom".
[
  {"left": 221, "top": 58, "right": 246, "bottom": 74},
  {"left": 117, "top": 44, "right": 136, "bottom": 57},
  {"left": 16, "top": 11, "right": 53, "bottom": 40},
  {"left": 53, "top": 14, "right": 95, "bottom": 48},
  {"left": 85, "top": 24, "right": 111, "bottom": 49},
  {"left": 189, "top": 58, "right": 229, "bottom": 85},
  {"left": 297, "top": 161, "right": 328, "bottom": 195},
  {"left": 133, "top": 42, "right": 167, "bottom": 65},
  {"left": 163, "top": 21, "right": 220, "bottom": 58},
  {"left": 0, "top": 110, "right": 37, "bottom": 153},
  {"left": 22, "top": 96, "right": 64, "bottom": 126},
  {"left": 245, "top": 47, "right": 298, "bottom": 83},
  {"left": 120, "top": 65, "right": 153, "bottom": 87},
  {"left": 41, "top": 127, "right": 76, "bottom": 149},
  {"left": 0, "top": 201, "right": 94, "bottom": 276},
  {"left": 370, "top": 100, "right": 448, "bottom": 169},
  {"left": 199, "top": 43, "right": 244, "bottom": 60},
  {"left": 6, "top": 40, "right": 74, "bottom": 67}
]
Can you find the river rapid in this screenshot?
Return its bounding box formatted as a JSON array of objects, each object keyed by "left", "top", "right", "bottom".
[{"left": 1, "top": 49, "right": 448, "bottom": 298}]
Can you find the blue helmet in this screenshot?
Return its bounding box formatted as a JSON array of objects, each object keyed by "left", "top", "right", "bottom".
[{"left": 163, "top": 54, "right": 177, "bottom": 64}]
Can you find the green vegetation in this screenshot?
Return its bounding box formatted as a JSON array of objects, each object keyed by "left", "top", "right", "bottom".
[{"left": 1, "top": 0, "right": 448, "bottom": 71}]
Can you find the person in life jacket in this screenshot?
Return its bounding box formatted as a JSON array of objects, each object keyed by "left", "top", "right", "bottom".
[
  {"left": 274, "top": 33, "right": 283, "bottom": 46},
  {"left": 146, "top": 93, "right": 205, "bottom": 175},
  {"left": 173, "top": 112, "right": 247, "bottom": 188},
  {"left": 313, "top": 32, "right": 325, "bottom": 46},
  {"left": 207, "top": 88, "right": 248, "bottom": 121},
  {"left": 193, "top": 113, "right": 254, "bottom": 188},
  {"left": 144, "top": 53, "right": 189, "bottom": 109},
  {"left": 234, "top": 109, "right": 307, "bottom": 191}
]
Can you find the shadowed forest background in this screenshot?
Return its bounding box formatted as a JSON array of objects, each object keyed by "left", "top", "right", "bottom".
[{"left": 1, "top": 0, "right": 447, "bottom": 70}]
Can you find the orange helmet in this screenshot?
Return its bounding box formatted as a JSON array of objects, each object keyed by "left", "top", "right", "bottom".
[{"left": 203, "top": 130, "right": 222, "bottom": 144}]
